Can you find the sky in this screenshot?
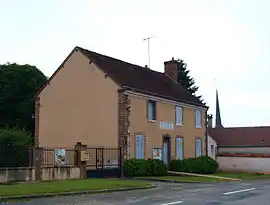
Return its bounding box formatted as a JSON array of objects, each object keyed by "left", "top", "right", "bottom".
[{"left": 1, "top": 0, "right": 270, "bottom": 127}]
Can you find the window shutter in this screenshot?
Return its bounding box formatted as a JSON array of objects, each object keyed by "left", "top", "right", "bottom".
[
  {"left": 196, "top": 139, "right": 202, "bottom": 157},
  {"left": 141, "top": 136, "right": 145, "bottom": 159},
  {"left": 176, "top": 138, "right": 183, "bottom": 160},
  {"left": 147, "top": 101, "right": 153, "bottom": 120},
  {"left": 136, "top": 136, "right": 140, "bottom": 159},
  {"left": 136, "top": 135, "right": 144, "bottom": 159}
]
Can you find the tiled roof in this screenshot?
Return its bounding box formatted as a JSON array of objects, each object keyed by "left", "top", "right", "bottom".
[
  {"left": 78, "top": 47, "right": 206, "bottom": 108},
  {"left": 209, "top": 126, "right": 270, "bottom": 147}
]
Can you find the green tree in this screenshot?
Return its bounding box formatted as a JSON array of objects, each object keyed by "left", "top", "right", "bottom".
[
  {"left": 0, "top": 63, "right": 47, "bottom": 136},
  {"left": 176, "top": 59, "right": 204, "bottom": 103}
]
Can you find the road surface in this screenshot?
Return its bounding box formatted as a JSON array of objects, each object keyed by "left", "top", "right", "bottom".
[{"left": 3, "top": 180, "right": 270, "bottom": 205}]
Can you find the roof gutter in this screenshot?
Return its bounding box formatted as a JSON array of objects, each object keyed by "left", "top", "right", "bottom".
[{"left": 122, "top": 86, "right": 208, "bottom": 110}]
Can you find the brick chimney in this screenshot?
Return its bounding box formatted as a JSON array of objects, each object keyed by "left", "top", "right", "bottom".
[{"left": 164, "top": 57, "right": 178, "bottom": 82}]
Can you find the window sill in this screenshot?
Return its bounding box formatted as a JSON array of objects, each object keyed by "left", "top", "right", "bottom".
[
  {"left": 176, "top": 123, "right": 183, "bottom": 126},
  {"left": 148, "top": 120, "right": 156, "bottom": 123},
  {"left": 196, "top": 126, "right": 202, "bottom": 129}
]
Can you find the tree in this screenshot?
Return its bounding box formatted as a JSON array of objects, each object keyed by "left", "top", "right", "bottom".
[
  {"left": 0, "top": 63, "right": 47, "bottom": 136},
  {"left": 176, "top": 59, "right": 204, "bottom": 104}
]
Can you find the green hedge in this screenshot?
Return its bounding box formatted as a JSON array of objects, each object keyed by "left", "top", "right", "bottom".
[
  {"left": 169, "top": 156, "right": 218, "bottom": 174},
  {"left": 0, "top": 128, "right": 32, "bottom": 167},
  {"left": 123, "top": 159, "right": 168, "bottom": 177}
]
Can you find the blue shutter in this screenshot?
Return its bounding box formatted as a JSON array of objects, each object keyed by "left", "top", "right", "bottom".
[
  {"left": 136, "top": 136, "right": 140, "bottom": 159},
  {"left": 163, "top": 142, "right": 168, "bottom": 165},
  {"left": 176, "top": 138, "right": 183, "bottom": 160},
  {"left": 195, "top": 110, "right": 202, "bottom": 128},
  {"left": 136, "top": 135, "right": 144, "bottom": 159},
  {"left": 147, "top": 101, "right": 153, "bottom": 120},
  {"left": 196, "top": 139, "right": 202, "bottom": 157},
  {"left": 141, "top": 136, "right": 145, "bottom": 159},
  {"left": 176, "top": 106, "right": 183, "bottom": 124}
]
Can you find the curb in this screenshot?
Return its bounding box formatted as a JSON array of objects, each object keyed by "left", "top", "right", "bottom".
[
  {"left": 134, "top": 178, "right": 234, "bottom": 184},
  {"left": 0, "top": 185, "right": 156, "bottom": 201},
  {"left": 134, "top": 178, "right": 203, "bottom": 183}
]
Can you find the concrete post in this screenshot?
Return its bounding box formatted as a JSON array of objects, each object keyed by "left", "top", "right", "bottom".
[
  {"left": 33, "top": 147, "right": 43, "bottom": 181},
  {"left": 74, "top": 142, "right": 87, "bottom": 179}
]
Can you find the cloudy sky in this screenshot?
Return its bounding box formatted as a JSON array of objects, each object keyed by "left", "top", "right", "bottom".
[{"left": 1, "top": 0, "right": 270, "bottom": 127}]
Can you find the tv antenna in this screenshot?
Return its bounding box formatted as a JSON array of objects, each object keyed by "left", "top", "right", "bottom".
[{"left": 143, "top": 36, "right": 155, "bottom": 68}]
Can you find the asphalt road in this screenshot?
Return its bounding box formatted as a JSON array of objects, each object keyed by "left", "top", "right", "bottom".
[{"left": 3, "top": 180, "right": 270, "bottom": 205}]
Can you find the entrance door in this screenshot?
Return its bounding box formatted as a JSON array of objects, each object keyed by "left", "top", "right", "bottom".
[{"left": 162, "top": 135, "right": 171, "bottom": 165}]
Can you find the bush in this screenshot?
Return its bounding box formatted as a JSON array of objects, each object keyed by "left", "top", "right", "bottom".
[
  {"left": 123, "top": 158, "right": 167, "bottom": 177},
  {"left": 147, "top": 159, "right": 168, "bottom": 176},
  {"left": 0, "top": 128, "right": 32, "bottom": 167},
  {"left": 169, "top": 156, "right": 218, "bottom": 174}
]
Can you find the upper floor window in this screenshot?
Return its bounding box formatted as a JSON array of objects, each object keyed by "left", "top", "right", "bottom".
[
  {"left": 195, "top": 109, "right": 202, "bottom": 128},
  {"left": 175, "top": 106, "right": 183, "bottom": 125},
  {"left": 147, "top": 100, "right": 156, "bottom": 121}
]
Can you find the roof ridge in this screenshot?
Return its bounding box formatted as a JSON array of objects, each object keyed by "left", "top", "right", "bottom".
[
  {"left": 224, "top": 126, "right": 270, "bottom": 129},
  {"left": 77, "top": 46, "right": 164, "bottom": 74}
]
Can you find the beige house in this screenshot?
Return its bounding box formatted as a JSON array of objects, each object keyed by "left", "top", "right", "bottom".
[{"left": 35, "top": 46, "right": 208, "bottom": 165}]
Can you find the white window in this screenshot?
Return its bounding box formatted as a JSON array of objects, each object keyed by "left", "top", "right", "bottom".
[
  {"left": 195, "top": 138, "right": 202, "bottom": 157},
  {"left": 176, "top": 137, "right": 184, "bottom": 160},
  {"left": 175, "top": 106, "right": 183, "bottom": 125},
  {"left": 195, "top": 109, "right": 202, "bottom": 128},
  {"left": 135, "top": 135, "right": 145, "bottom": 159},
  {"left": 147, "top": 100, "right": 156, "bottom": 121}
]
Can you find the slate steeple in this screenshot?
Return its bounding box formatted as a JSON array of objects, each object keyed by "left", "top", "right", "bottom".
[{"left": 215, "top": 89, "right": 223, "bottom": 128}]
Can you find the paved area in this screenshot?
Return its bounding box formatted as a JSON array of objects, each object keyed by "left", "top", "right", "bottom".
[{"left": 3, "top": 180, "right": 270, "bottom": 205}]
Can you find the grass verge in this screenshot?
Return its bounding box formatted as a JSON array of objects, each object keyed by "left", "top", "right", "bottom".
[
  {"left": 0, "top": 179, "right": 151, "bottom": 197},
  {"left": 211, "top": 172, "right": 270, "bottom": 180},
  {"left": 137, "top": 175, "right": 227, "bottom": 182}
]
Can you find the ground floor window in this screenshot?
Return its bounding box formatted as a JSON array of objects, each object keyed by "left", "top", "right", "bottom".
[
  {"left": 175, "top": 137, "right": 184, "bottom": 160},
  {"left": 195, "top": 138, "right": 202, "bottom": 157},
  {"left": 135, "top": 135, "right": 145, "bottom": 159}
]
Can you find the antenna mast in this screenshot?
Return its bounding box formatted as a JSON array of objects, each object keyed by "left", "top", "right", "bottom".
[{"left": 143, "top": 36, "right": 153, "bottom": 68}]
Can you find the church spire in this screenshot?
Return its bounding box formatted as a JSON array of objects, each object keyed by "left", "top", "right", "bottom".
[{"left": 215, "top": 89, "right": 223, "bottom": 128}]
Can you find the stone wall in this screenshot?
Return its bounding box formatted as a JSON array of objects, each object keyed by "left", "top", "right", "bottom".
[
  {"left": 217, "top": 156, "right": 270, "bottom": 173},
  {"left": 0, "top": 166, "right": 80, "bottom": 183}
]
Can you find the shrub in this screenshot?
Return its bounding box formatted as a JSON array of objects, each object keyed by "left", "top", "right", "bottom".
[
  {"left": 169, "top": 156, "right": 218, "bottom": 174},
  {"left": 123, "top": 158, "right": 167, "bottom": 177},
  {"left": 198, "top": 156, "right": 219, "bottom": 172},
  {"left": 148, "top": 159, "right": 168, "bottom": 176},
  {"left": 0, "top": 128, "right": 32, "bottom": 167}
]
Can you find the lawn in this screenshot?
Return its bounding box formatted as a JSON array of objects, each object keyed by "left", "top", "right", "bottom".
[
  {"left": 137, "top": 175, "right": 227, "bottom": 182},
  {"left": 0, "top": 179, "right": 150, "bottom": 197},
  {"left": 211, "top": 172, "right": 270, "bottom": 180}
]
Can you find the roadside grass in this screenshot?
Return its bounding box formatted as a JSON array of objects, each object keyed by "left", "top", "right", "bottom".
[
  {"left": 0, "top": 179, "right": 150, "bottom": 197},
  {"left": 136, "top": 175, "right": 227, "bottom": 182},
  {"left": 211, "top": 172, "right": 270, "bottom": 180}
]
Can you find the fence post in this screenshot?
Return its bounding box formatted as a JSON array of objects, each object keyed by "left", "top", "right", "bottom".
[
  {"left": 33, "top": 147, "right": 43, "bottom": 181},
  {"left": 74, "top": 142, "right": 87, "bottom": 179},
  {"left": 120, "top": 147, "right": 124, "bottom": 177},
  {"left": 101, "top": 147, "right": 104, "bottom": 170}
]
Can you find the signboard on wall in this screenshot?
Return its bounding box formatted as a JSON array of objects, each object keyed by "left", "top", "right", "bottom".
[
  {"left": 80, "top": 150, "right": 90, "bottom": 161},
  {"left": 152, "top": 148, "right": 162, "bottom": 160},
  {"left": 54, "top": 149, "right": 66, "bottom": 166}
]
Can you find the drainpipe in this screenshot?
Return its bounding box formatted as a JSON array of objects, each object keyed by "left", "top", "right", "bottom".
[{"left": 205, "top": 109, "right": 209, "bottom": 156}]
